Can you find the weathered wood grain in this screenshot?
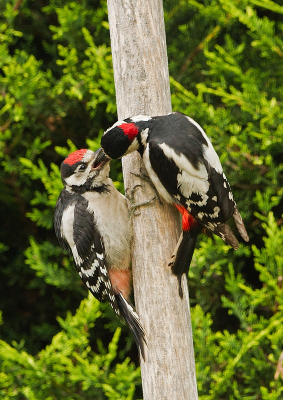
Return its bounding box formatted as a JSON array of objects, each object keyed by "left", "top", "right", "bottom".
[{"left": 107, "top": 1, "right": 198, "bottom": 398}]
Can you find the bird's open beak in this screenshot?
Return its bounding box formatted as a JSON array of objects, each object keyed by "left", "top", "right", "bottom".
[{"left": 92, "top": 148, "right": 111, "bottom": 170}]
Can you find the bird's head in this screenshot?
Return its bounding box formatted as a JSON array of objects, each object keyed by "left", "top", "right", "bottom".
[
  {"left": 60, "top": 148, "right": 111, "bottom": 193},
  {"left": 101, "top": 116, "right": 152, "bottom": 159}
]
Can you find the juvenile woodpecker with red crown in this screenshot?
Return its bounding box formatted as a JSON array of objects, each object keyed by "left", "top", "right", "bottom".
[
  {"left": 101, "top": 112, "right": 249, "bottom": 296},
  {"left": 54, "top": 148, "right": 146, "bottom": 357}
]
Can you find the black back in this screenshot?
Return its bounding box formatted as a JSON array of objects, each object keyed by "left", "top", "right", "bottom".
[{"left": 146, "top": 113, "right": 235, "bottom": 224}]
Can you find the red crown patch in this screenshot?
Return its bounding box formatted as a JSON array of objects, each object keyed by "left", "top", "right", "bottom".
[{"left": 64, "top": 149, "right": 88, "bottom": 166}]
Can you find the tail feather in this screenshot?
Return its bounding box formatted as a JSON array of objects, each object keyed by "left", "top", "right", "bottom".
[
  {"left": 233, "top": 207, "right": 249, "bottom": 242},
  {"left": 213, "top": 223, "right": 240, "bottom": 249},
  {"left": 115, "top": 291, "right": 147, "bottom": 360},
  {"left": 171, "top": 227, "right": 200, "bottom": 298}
]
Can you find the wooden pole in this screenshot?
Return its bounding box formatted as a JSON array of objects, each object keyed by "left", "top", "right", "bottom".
[{"left": 107, "top": 1, "right": 198, "bottom": 399}]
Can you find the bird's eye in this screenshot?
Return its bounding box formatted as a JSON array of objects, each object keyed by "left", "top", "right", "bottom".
[{"left": 79, "top": 164, "right": 87, "bottom": 171}]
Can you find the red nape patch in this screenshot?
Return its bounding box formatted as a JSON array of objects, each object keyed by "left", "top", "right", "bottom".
[
  {"left": 64, "top": 149, "right": 87, "bottom": 166},
  {"left": 175, "top": 204, "right": 197, "bottom": 231},
  {"left": 119, "top": 123, "right": 139, "bottom": 141}
]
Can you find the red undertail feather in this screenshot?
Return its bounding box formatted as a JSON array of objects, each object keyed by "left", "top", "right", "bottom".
[
  {"left": 175, "top": 204, "right": 197, "bottom": 231},
  {"left": 109, "top": 269, "right": 132, "bottom": 300},
  {"left": 109, "top": 269, "right": 147, "bottom": 359}
]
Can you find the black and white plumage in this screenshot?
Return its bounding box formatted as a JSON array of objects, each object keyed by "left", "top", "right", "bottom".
[
  {"left": 101, "top": 112, "right": 249, "bottom": 296},
  {"left": 54, "top": 148, "right": 146, "bottom": 357}
]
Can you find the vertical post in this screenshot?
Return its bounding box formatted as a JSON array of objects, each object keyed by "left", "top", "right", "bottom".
[{"left": 107, "top": 1, "right": 198, "bottom": 399}]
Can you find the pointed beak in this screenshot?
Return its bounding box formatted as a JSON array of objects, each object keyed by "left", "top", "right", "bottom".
[{"left": 92, "top": 148, "right": 111, "bottom": 169}]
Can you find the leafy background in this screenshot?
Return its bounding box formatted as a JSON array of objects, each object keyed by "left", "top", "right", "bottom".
[{"left": 1, "top": 0, "right": 283, "bottom": 399}]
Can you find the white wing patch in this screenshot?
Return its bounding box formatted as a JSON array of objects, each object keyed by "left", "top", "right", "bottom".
[
  {"left": 178, "top": 169, "right": 209, "bottom": 205},
  {"left": 100, "top": 265, "right": 108, "bottom": 275},
  {"left": 86, "top": 276, "right": 104, "bottom": 293},
  {"left": 186, "top": 116, "right": 223, "bottom": 174},
  {"left": 206, "top": 222, "right": 216, "bottom": 231},
  {"left": 158, "top": 142, "right": 210, "bottom": 206},
  {"left": 212, "top": 206, "right": 221, "bottom": 218},
  {"left": 61, "top": 204, "right": 83, "bottom": 266},
  {"left": 197, "top": 207, "right": 220, "bottom": 220},
  {"left": 80, "top": 260, "right": 100, "bottom": 277},
  {"left": 60, "top": 204, "right": 75, "bottom": 243},
  {"left": 159, "top": 142, "right": 208, "bottom": 180},
  {"left": 143, "top": 144, "right": 174, "bottom": 204},
  {"left": 72, "top": 245, "right": 84, "bottom": 266}
]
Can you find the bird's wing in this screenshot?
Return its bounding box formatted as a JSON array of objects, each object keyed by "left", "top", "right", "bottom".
[
  {"left": 147, "top": 121, "right": 239, "bottom": 248},
  {"left": 58, "top": 194, "right": 119, "bottom": 313},
  {"left": 54, "top": 189, "right": 73, "bottom": 253},
  {"left": 148, "top": 126, "right": 235, "bottom": 223}
]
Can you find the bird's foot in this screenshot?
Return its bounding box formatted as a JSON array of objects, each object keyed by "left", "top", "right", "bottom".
[
  {"left": 168, "top": 232, "right": 183, "bottom": 268},
  {"left": 130, "top": 170, "right": 163, "bottom": 205},
  {"left": 126, "top": 184, "right": 157, "bottom": 216}
]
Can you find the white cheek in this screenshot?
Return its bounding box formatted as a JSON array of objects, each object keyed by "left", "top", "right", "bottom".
[
  {"left": 140, "top": 128, "right": 149, "bottom": 146},
  {"left": 124, "top": 137, "right": 140, "bottom": 155},
  {"left": 65, "top": 173, "right": 87, "bottom": 187},
  {"left": 65, "top": 163, "right": 93, "bottom": 186}
]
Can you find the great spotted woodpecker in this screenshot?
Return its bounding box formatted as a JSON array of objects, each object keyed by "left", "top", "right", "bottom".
[
  {"left": 54, "top": 148, "right": 146, "bottom": 357},
  {"left": 101, "top": 112, "right": 249, "bottom": 296}
]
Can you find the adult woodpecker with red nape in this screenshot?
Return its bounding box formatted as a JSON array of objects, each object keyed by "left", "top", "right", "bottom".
[
  {"left": 101, "top": 112, "right": 249, "bottom": 297},
  {"left": 54, "top": 148, "right": 146, "bottom": 358}
]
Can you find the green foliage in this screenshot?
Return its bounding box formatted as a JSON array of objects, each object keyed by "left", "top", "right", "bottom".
[
  {"left": 191, "top": 212, "right": 283, "bottom": 399},
  {"left": 0, "top": 295, "right": 141, "bottom": 399},
  {"left": 165, "top": 0, "right": 283, "bottom": 397},
  {"left": 1, "top": 0, "right": 283, "bottom": 398}
]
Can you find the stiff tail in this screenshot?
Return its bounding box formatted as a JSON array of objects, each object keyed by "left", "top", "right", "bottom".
[
  {"left": 115, "top": 291, "right": 147, "bottom": 360},
  {"left": 208, "top": 208, "right": 249, "bottom": 249},
  {"left": 233, "top": 207, "right": 249, "bottom": 242},
  {"left": 213, "top": 222, "right": 240, "bottom": 249},
  {"left": 171, "top": 227, "right": 200, "bottom": 298}
]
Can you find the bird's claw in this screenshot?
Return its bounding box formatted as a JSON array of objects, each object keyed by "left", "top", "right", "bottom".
[
  {"left": 126, "top": 184, "right": 157, "bottom": 216},
  {"left": 130, "top": 170, "right": 163, "bottom": 205}
]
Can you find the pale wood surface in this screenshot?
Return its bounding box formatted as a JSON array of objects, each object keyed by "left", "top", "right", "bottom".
[{"left": 107, "top": 0, "right": 198, "bottom": 398}]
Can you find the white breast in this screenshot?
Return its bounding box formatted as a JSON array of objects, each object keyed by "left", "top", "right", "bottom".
[{"left": 83, "top": 179, "right": 132, "bottom": 270}]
